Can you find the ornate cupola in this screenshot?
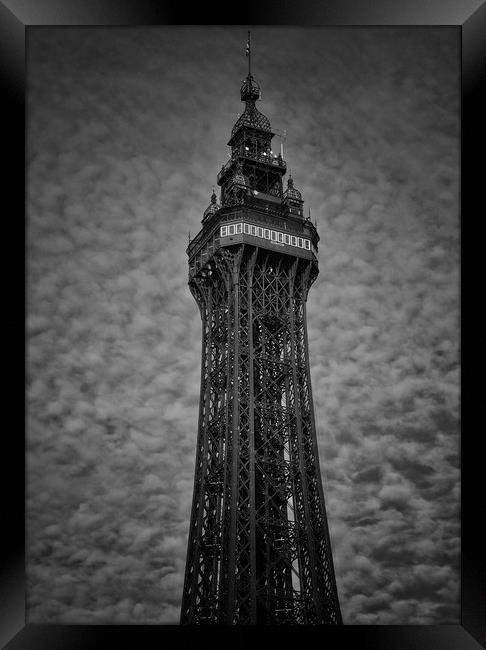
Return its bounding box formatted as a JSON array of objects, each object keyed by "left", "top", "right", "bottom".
[
  {"left": 282, "top": 173, "right": 304, "bottom": 218},
  {"left": 230, "top": 78, "right": 271, "bottom": 139},
  {"left": 224, "top": 160, "right": 250, "bottom": 207},
  {"left": 202, "top": 188, "right": 220, "bottom": 223}
]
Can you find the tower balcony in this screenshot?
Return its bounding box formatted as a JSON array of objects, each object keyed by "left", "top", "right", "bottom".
[
  {"left": 187, "top": 212, "right": 319, "bottom": 283},
  {"left": 217, "top": 151, "right": 286, "bottom": 185}
]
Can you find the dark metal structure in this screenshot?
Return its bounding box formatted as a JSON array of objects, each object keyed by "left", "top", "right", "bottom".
[{"left": 181, "top": 35, "right": 342, "bottom": 625}]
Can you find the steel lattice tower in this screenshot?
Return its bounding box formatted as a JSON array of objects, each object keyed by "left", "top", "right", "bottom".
[{"left": 181, "top": 35, "right": 342, "bottom": 625}]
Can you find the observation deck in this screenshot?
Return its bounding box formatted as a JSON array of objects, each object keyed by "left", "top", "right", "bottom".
[{"left": 187, "top": 198, "right": 319, "bottom": 282}]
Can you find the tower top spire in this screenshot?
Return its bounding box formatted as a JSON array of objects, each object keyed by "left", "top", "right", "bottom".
[
  {"left": 246, "top": 30, "right": 251, "bottom": 78},
  {"left": 240, "top": 31, "right": 261, "bottom": 102},
  {"left": 231, "top": 31, "right": 271, "bottom": 138}
]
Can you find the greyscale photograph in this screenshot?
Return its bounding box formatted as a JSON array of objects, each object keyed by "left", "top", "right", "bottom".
[{"left": 27, "top": 26, "right": 460, "bottom": 625}]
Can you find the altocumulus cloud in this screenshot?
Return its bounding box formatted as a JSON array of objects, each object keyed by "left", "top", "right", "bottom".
[{"left": 27, "top": 27, "right": 459, "bottom": 624}]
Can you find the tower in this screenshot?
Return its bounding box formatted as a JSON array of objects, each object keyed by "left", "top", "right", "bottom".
[{"left": 181, "top": 35, "right": 342, "bottom": 625}]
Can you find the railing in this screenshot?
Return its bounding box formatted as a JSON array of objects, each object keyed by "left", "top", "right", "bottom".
[
  {"left": 188, "top": 185, "right": 319, "bottom": 258},
  {"left": 187, "top": 223, "right": 218, "bottom": 260},
  {"left": 217, "top": 151, "right": 286, "bottom": 184},
  {"left": 240, "top": 150, "right": 286, "bottom": 168},
  {"left": 188, "top": 199, "right": 317, "bottom": 260}
]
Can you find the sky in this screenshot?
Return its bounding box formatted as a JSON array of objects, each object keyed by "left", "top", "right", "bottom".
[{"left": 26, "top": 26, "right": 460, "bottom": 625}]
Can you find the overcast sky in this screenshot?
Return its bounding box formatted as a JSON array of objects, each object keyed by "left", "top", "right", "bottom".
[{"left": 26, "top": 26, "right": 460, "bottom": 625}]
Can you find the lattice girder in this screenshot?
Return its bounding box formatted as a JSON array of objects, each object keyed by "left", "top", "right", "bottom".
[{"left": 181, "top": 244, "right": 341, "bottom": 625}]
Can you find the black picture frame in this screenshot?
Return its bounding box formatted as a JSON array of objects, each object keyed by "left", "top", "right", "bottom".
[{"left": 4, "top": 1, "right": 484, "bottom": 648}]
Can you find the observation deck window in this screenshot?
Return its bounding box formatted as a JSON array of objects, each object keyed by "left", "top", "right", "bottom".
[{"left": 217, "top": 221, "right": 314, "bottom": 256}]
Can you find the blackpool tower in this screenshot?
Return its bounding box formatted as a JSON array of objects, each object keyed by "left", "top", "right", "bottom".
[{"left": 181, "top": 34, "right": 342, "bottom": 625}]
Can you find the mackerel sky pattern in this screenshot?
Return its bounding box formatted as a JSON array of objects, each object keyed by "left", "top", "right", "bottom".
[{"left": 27, "top": 26, "right": 460, "bottom": 624}]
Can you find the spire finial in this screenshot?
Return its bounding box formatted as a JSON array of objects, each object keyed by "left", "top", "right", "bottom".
[
  {"left": 246, "top": 31, "right": 251, "bottom": 78},
  {"left": 240, "top": 31, "right": 261, "bottom": 103}
]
